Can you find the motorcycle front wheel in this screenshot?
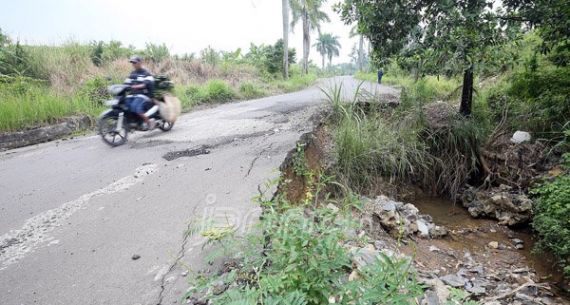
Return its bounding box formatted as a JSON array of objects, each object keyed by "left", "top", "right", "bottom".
[{"left": 98, "top": 113, "right": 128, "bottom": 147}]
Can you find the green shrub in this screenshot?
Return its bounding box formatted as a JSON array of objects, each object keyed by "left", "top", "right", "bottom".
[
  {"left": 189, "top": 198, "right": 422, "bottom": 305},
  {"left": 503, "top": 66, "right": 570, "bottom": 134},
  {"left": 531, "top": 152, "right": 570, "bottom": 277},
  {"left": 203, "top": 79, "right": 236, "bottom": 103},
  {"left": 276, "top": 73, "right": 317, "bottom": 93},
  {"left": 239, "top": 82, "right": 266, "bottom": 99},
  {"left": 78, "top": 76, "right": 110, "bottom": 106}
]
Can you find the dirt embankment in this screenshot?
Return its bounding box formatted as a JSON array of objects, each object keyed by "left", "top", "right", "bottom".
[{"left": 0, "top": 116, "right": 92, "bottom": 150}]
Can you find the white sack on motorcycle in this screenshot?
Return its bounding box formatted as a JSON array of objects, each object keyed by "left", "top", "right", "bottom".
[{"left": 160, "top": 96, "right": 182, "bottom": 123}]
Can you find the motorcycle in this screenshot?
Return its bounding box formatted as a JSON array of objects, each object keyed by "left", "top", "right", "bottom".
[{"left": 97, "top": 80, "right": 174, "bottom": 147}]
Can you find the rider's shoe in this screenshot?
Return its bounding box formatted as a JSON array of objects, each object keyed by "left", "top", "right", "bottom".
[
  {"left": 148, "top": 119, "right": 157, "bottom": 130},
  {"left": 140, "top": 119, "right": 157, "bottom": 131}
]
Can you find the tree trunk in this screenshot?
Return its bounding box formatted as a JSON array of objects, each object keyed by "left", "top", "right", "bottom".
[
  {"left": 329, "top": 54, "right": 333, "bottom": 68},
  {"left": 282, "top": 0, "right": 289, "bottom": 79},
  {"left": 358, "top": 35, "right": 364, "bottom": 71},
  {"left": 460, "top": 65, "right": 474, "bottom": 116},
  {"left": 302, "top": 7, "right": 310, "bottom": 75},
  {"left": 322, "top": 54, "right": 325, "bottom": 70}
]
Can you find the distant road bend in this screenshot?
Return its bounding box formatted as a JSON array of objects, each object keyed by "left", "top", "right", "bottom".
[{"left": 0, "top": 76, "right": 398, "bottom": 305}]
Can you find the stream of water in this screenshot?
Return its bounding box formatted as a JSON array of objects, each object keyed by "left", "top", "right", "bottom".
[{"left": 412, "top": 195, "right": 569, "bottom": 296}]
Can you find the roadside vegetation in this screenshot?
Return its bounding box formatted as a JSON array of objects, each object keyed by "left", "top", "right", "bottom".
[
  {"left": 347, "top": 0, "right": 569, "bottom": 279},
  {"left": 0, "top": 32, "right": 319, "bottom": 132}
]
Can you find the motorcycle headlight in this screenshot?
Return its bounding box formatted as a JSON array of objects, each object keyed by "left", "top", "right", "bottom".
[{"left": 105, "top": 99, "right": 119, "bottom": 106}]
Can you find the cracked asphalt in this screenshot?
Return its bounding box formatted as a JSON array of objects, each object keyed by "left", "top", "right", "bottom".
[{"left": 0, "top": 76, "right": 398, "bottom": 305}]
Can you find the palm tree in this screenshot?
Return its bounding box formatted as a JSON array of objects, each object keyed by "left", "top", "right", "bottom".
[
  {"left": 282, "top": 0, "right": 290, "bottom": 79},
  {"left": 314, "top": 35, "right": 328, "bottom": 69},
  {"left": 290, "top": 0, "right": 330, "bottom": 74},
  {"left": 349, "top": 25, "right": 365, "bottom": 71},
  {"left": 314, "top": 33, "right": 341, "bottom": 70}
]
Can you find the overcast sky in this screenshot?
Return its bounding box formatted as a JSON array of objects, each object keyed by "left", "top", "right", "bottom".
[{"left": 1, "top": 0, "right": 356, "bottom": 64}]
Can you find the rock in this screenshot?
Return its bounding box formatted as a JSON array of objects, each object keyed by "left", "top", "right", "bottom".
[
  {"left": 383, "top": 201, "right": 397, "bottom": 212},
  {"left": 348, "top": 270, "right": 360, "bottom": 281},
  {"left": 374, "top": 240, "right": 387, "bottom": 250},
  {"left": 513, "top": 268, "right": 529, "bottom": 274},
  {"left": 440, "top": 274, "right": 467, "bottom": 288},
  {"left": 131, "top": 254, "right": 141, "bottom": 260},
  {"left": 488, "top": 241, "right": 499, "bottom": 249},
  {"left": 465, "top": 283, "right": 486, "bottom": 295},
  {"left": 430, "top": 225, "right": 448, "bottom": 238},
  {"left": 326, "top": 203, "right": 339, "bottom": 213},
  {"left": 351, "top": 247, "right": 379, "bottom": 270},
  {"left": 417, "top": 219, "right": 430, "bottom": 237},
  {"left": 368, "top": 195, "right": 447, "bottom": 238},
  {"left": 511, "top": 131, "right": 532, "bottom": 144},
  {"left": 461, "top": 187, "right": 533, "bottom": 226},
  {"left": 512, "top": 238, "right": 524, "bottom": 245},
  {"left": 421, "top": 290, "right": 440, "bottom": 305},
  {"left": 421, "top": 278, "right": 450, "bottom": 304},
  {"left": 515, "top": 292, "right": 536, "bottom": 303},
  {"left": 211, "top": 281, "right": 228, "bottom": 295},
  {"left": 429, "top": 245, "right": 441, "bottom": 252}
]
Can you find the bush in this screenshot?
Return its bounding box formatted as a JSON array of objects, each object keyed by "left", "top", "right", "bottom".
[
  {"left": 239, "top": 82, "right": 266, "bottom": 99},
  {"left": 531, "top": 152, "right": 570, "bottom": 277},
  {"left": 275, "top": 73, "right": 317, "bottom": 93},
  {"left": 203, "top": 79, "right": 236, "bottom": 103},
  {"left": 78, "top": 76, "right": 111, "bottom": 106},
  {"left": 188, "top": 197, "right": 422, "bottom": 305},
  {"left": 502, "top": 66, "right": 570, "bottom": 134}
]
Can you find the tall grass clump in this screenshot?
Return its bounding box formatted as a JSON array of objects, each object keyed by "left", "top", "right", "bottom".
[
  {"left": 324, "top": 84, "right": 433, "bottom": 192},
  {"left": 325, "top": 81, "right": 487, "bottom": 199},
  {"left": 239, "top": 82, "right": 266, "bottom": 99},
  {"left": 275, "top": 73, "right": 317, "bottom": 93}
]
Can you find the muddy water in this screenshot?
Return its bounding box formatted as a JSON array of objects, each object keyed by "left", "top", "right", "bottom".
[{"left": 412, "top": 195, "right": 569, "bottom": 294}]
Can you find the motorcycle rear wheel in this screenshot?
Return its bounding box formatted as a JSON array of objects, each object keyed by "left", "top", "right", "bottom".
[{"left": 98, "top": 113, "right": 128, "bottom": 147}]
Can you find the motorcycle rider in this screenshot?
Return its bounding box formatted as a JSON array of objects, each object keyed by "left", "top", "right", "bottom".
[{"left": 126, "top": 56, "right": 157, "bottom": 130}]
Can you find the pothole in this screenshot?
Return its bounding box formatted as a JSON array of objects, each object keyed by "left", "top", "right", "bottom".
[{"left": 162, "top": 146, "right": 211, "bottom": 161}]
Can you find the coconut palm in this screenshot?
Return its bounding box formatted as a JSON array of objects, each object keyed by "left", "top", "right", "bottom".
[
  {"left": 314, "top": 33, "right": 341, "bottom": 70},
  {"left": 349, "top": 25, "right": 365, "bottom": 71},
  {"left": 282, "top": 0, "right": 290, "bottom": 79},
  {"left": 290, "top": 0, "right": 330, "bottom": 74}
]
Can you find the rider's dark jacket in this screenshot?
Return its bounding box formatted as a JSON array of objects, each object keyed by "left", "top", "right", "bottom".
[{"left": 128, "top": 68, "right": 154, "bottom": 97}]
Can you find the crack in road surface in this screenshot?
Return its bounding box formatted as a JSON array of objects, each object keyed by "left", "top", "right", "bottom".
[
  {"left": 155, "top": 211, "right": 197, "bottom": 305},
  {"left": 0, "top": 163, "right": 158, "bottom": 271}
]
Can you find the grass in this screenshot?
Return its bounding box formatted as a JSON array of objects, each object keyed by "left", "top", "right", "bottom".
[
  {"left": 273, "top": 73, "right": 318, "bottom": 93},
  {"left": 0, "top": 78, "right": 102, "bottom": 131},
  {"left": 325, "top": 75, "right": 486, "bottom": 199}
]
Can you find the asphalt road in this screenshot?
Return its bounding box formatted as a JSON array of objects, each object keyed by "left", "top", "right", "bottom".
[{"left": 0, "top": 76, "right": 398, "bottom": 305}]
